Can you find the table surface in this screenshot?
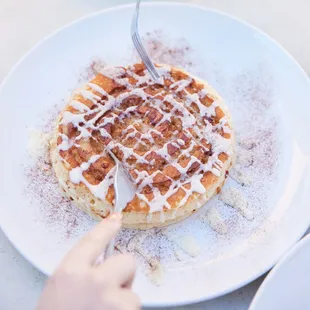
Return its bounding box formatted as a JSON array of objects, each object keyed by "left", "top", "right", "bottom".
[{"left": 0, "top": 0, "right": 309, "bottom": 309}]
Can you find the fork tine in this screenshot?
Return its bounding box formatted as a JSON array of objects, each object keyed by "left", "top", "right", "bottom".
[
  {"left": 132, "top": 35, "right": 159, "bottom": 76},
  {"left": 133, "top": 39, "right": 160, "bottom": 80},
  {"left": 131, "top": 0, "right": 160, "bottom": 81},
  {"left": 133, "top": 39, "right": 159, "bottom": 78}
]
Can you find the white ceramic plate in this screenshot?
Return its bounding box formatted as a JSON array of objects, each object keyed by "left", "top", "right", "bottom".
[
  {"left": 250, "top": 233, "right": 310, "bottom": 310},
  {"left": 1, "top": 2, "right": 310, "bottom": 307}
]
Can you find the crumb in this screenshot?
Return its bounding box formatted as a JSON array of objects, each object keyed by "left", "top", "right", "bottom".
[
  {"left": 27, "top": 129, "right": 52, "bottom": 162},
  {"left": 147, "top": 259, "right": 165, "bottom": 286},
  {"left": 220, "top": 187, "right": 254, "bottom": 221},
  {"left": 173, "top": 235, "right": 201, "bottom": 257},
  {"left": 173, "top": 249, "right": 184, "bottom": 261},
  {"left": 202, "top": 207, "right": 228, "bottom": 235}
]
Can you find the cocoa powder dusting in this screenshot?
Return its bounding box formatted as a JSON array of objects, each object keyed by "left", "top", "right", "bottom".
[
  {"left": 25, "top": 107, "right": 95, "bottom": 240},
  {"left": 78, "top": 59, "right": 107, "bottom": 84},
  {"left": 131, "top": 30, "right": 202, "bottom": 75}
]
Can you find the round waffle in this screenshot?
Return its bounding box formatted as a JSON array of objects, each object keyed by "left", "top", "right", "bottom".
[{"left": 50, "top": 63, "right": 235, "bottom": 229}]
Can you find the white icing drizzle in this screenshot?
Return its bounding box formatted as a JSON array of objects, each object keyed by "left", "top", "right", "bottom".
[
  {"left": 69, "top": 154, "right": 116, "bottom": 200},
  {"left": 177, "top": 139, "right": 185, "bottom": 146},
  {"left": 88, "top": 83, "right": 110, "bottom": 96},
  {"left": 170, "top": 78, "right": 192, "bottom": 92},
  {"left": 70, "top": 100, "right": 91, "bottom": 112},
  {"left": 56, "top": 64, "right": 233, "bottom": 213},
  {"left": 58, "top": 133, "right": 74, "bottom": 151}
]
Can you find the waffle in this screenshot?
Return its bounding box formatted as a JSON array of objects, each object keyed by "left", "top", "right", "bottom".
[{"left": 50, "top": 63, "right": 235, "bottom": 229}]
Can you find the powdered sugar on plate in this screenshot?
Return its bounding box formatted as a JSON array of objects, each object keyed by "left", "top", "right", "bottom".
[{"left": 24, "top": 30, "right": 282, "bottom": 283}]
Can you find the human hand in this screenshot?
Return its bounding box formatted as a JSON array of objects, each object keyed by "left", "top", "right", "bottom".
[{"left": 36, "top": 213, "right": 140, "bottom": 310}]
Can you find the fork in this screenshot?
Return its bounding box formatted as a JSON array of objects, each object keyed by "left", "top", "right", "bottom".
[
  {"left": 131, "top": 0, "right": 160, "bottom": 81},
  {"left": 104, "top": 149, "right": 135, "bottom": 259}
]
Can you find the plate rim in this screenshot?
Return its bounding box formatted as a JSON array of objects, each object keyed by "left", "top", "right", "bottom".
[
  {"left": 249, "top": 233, "right": 310, "bottom": 310},
  {"left": 1, "top": 1, "right": 310, "bottom": 307}
]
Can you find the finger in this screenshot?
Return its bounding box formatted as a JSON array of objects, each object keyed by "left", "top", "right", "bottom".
[
  {"left": 64, "top": 213, "right": 122, "bottom": 266},
  {"left": 96, "top": 253, "right": 136, "bottom": 288},
  {"left": 103, "top": 289, "right": 140, "bottom": 310},
  {"left": 118, "top": 290, "right": 140, "bottom": 310}
]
